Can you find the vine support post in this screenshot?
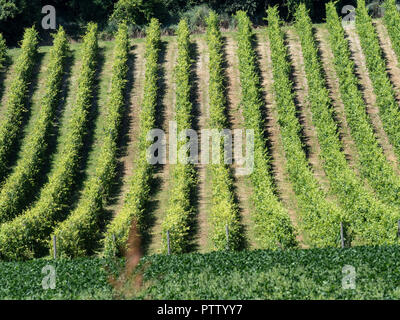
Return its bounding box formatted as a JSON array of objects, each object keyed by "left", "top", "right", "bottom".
[{"left": 167, "top": 230, "right": 171, "bottom": 255}]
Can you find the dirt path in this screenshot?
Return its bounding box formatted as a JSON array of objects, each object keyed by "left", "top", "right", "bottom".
[
  {"left": 148, "top": 38, "right": 178, "bottom": 254},
  {"left": 314, "top": 27, "right": 362, "bottom": 176},
  {"left": 256, "top": 32, "right": 304, "bottom": 247},
  {"left": 285, "top": 28, "right": 334, "bottom": 196},
  {"left": 193, "top": 36, "right": 212, "bottom": 253},
  {"left": 108, "top": 42, "right": 146, "bottom": 214},
  {"left": 224, "top": 35, "right": 257, "bottom": 249},
  {"left": 345, "top": 26, "right": 400, "bottom": 173}
]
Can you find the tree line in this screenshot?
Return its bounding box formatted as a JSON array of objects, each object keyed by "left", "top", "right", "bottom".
[{"left": 0, "top": 0, "right": 368, "bottom": 45}]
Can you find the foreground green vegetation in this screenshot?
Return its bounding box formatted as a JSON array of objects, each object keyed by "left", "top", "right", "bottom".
[{"left": 137, "top": 246, "right": 400, "bottom": 299}]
